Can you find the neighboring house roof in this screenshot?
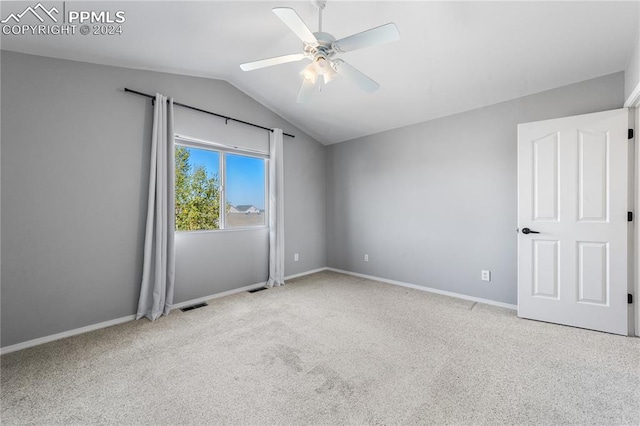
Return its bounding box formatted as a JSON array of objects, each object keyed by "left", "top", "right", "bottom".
[{"left": 234, "top": 205, "right": 258, "bottom": 212}]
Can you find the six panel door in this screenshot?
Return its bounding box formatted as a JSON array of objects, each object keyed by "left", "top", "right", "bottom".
[{"left": 517, "top": 108, "right": 628, "bottom": 335}]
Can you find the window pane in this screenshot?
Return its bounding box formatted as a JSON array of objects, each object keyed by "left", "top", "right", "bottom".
[
  {"left": 175, "top": 145, "right": 221, "bottom": 231},
  {"left": 225, "top": 154, "right": 266, "bottom": 228}
]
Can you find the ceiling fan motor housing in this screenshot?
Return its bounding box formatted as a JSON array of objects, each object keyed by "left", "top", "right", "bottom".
[
  {"left": 306, "top": 32, "right": 335, "bottom": 52},
  {"left": 305, "top": 32, "right": 336, "bottom": 67}
]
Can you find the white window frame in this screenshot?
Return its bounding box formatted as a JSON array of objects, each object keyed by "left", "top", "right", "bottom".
[{"left": 174, "top": 134, "right": 269, "bottom": 232}]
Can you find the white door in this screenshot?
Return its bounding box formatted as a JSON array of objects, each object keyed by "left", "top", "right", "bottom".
[{"left": 517, "top": 108, "right": 629, "bottom": 335}]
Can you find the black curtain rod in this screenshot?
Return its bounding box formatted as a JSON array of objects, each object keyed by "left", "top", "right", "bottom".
[{"left": 123, "top": 88, "right": 295, "bottom": 138}]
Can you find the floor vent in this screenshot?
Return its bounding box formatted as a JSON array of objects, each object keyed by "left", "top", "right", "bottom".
[
  {"left": 248, "top": 286, "right": 268, "bottom": 294},
  {"left": 180, "top": 302, "right": 208, "bottom": 312}
]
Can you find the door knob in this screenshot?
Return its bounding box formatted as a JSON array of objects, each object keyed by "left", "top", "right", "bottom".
[{"left": 521, "top": 227, "right": 540, "bottom": 234}]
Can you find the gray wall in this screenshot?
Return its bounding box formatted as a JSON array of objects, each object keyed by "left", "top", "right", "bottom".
[
  {"left": 1, "top": 51, "right": 326, "bottom": 347},
  {"left": 326, "top": 72, "right": 625, "bottom": 305},
  {"left": 0, "top": 49, "right": 628, "bottom": 347}
]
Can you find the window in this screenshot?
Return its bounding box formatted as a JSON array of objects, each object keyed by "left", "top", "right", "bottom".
[
  {"left": 174, "top": 139, "right": 267, "bottom": 231},
  {"left": 225, "top": 154, "right": 266, "bottom": 228}
]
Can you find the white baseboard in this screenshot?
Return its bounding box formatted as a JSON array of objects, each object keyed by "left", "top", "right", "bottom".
[
  {"left": 1, "top": 267, "right": 516, "bottom": 355},
  {"left": 0, "top": 315, "right": 136, "bottom": 355},
  {"left": 285, "top": 267, "right": 328, "bottom": 280},
  {"left": 173, "top": 268, "right": 330, "bottom": 311},
  {"left": 326, "top": 267, "right": 517, "bottom": 310},
  {"left": 171, "top": 281, "right": 266, "bottom": 309},
  {"left": 174, "top": 268, "right": 331, "bottom": 309},
  {"left": 1, "top": 281, "right": 269, "bottom": 356}
]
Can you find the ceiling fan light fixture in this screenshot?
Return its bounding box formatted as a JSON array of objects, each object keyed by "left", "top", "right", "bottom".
[
  {"left": 315, "top": 56, "right": 328, "bottom": 73},
  {"left": 301, "top": 63, "right": 318, "bottom": 84},
  {"left": 311, "top": 55, "right": 338, "bottom": 85},
  {"left": 323, "top": 63, "right": 338, "bottom": 84}
]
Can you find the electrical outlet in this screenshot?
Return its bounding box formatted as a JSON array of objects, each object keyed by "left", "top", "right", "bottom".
[
  {"left": 481, "top": 270, "right": 491, "bottom": 282},
  {"left": 364, "top": 254, "right": 369, "bottom": 262},
  {"left": 294, "top": 253, "right": 299, "bottom": 262}
]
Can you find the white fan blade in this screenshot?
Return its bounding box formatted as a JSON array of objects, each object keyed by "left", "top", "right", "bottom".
[
  {"left": 273, "top": 8, "right": 317, "bottom": 45},
  {"left": 332, "top": 23, "right": 400, "bottom": 53},
  {"left": 297, "top": 78, "right": 317, "bottom": 103},
  {"left": 240, "top": 53, "right": 307, "bottom": 71},
  {"left": 333, "top": 60, "right": 379, "bottom": 93}
]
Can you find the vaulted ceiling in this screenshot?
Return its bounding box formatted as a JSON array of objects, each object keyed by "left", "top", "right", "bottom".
[{"left": 2, "top": 1, "right": 638, "bottom": 144}]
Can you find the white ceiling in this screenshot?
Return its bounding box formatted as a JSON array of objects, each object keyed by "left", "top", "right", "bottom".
[{"left": 1, "top": 1, "right": 639, "bottom": 144}]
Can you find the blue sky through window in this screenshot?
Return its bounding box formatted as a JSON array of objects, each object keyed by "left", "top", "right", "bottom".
[
  {"left": 226, "top": 154, "right": 265, "bottom": 210},
  {"left": 187, "top": 147, "right": 219, "bottom": 180},
  {"left": 186, "top": 147, "right": 265, "bottom": 210}
]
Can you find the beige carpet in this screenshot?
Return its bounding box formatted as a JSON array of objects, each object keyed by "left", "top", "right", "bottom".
[{"left": 1, "top": 271, "right": 639, "bottom": 425}]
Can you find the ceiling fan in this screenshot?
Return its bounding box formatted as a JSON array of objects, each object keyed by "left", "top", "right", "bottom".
[{"left": 240, "top": 0, "right": 400, "bottom": 103}]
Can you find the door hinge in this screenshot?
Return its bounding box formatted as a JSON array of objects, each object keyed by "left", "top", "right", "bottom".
[
  {"left": 628, "top": 212, "right": 633, "bottom": 222},
  {"left": 630, "top": 129, "right": 634, "bottom": 140},
  {"left": 629, "top": 294, "right": 633, "bottom": 304}
]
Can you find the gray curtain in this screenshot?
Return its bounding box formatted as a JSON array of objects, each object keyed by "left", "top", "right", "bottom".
[
  {"left": 136, "top": 93, "right": 175, "bottom": 320},
  {"left": 267, "top": 128, "right": 285, "bottom": 287}
]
